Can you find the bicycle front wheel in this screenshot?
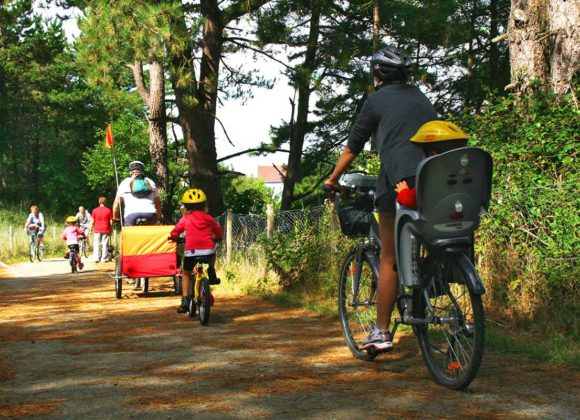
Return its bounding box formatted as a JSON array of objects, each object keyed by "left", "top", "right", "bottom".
[
  {"left": 415, "top": 253, "right": 485, "bottom": 390},
  {"left": 37, "top": 243, "right": 43, "bottom": 262},
  {"left": 338, "top": 247, "right": 379, "bottom": 361},
  {"left": 29, "top": 239, "right": 35, "bottom": 263},
  {"left": 198, "top": 278, "right": 211, "bottom": 326}
]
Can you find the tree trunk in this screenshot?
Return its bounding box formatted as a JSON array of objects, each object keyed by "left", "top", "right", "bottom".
[
  {"left": 169, "top": 0, "right": 272, "bottom": 216},
  {"left": 280, "top": 4, "right": 321, "bottom": 210},
  {"left": 508, "top": 0, "right": 579, "bottom": 95},
  {"left": 547, "top": 0, "right": 580, "bottom": 95},
  {"left": 131, "top": 60, "right": 170, "bottom": 219}
]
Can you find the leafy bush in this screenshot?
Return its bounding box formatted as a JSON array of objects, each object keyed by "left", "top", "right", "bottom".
[
  {"left": 260, "top": 206, "right": 351, "bottom": 297},
  {"left": 458, "top": 90, "right": 579, "bottom": 335}
]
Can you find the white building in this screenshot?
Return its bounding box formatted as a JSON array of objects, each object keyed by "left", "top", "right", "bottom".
[{"left": 257, "top": 165, "right": 285, "bottom": 197}]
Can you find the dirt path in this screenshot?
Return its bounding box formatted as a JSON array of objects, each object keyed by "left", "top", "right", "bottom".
[{"left": 0, "top": 259, "right": 578, "bottom": 419}]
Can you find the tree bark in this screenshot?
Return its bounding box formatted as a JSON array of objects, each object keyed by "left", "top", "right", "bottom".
[
  {"left": 280, "top": 3, "right": 321, "bottom": 210},
  {"left": 508, "top": 0, "right": 579, "bottom": 95},
  {"left": 508, "top": 0, "right": 550, "bottom": 88},
  {"left": 547, "top": 0, "right": 580, "bottom": 95},
  {"left": 131, "top": 60, "right": 170, "bottom": 219}
]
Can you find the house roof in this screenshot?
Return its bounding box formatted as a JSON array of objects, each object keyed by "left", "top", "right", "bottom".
[{"left": 257, "top": 165, "right": 285, "bottom": 183}]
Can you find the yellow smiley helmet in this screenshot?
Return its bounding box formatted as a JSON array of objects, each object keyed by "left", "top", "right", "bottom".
[
  {"left": 66, "top": 216, "right": 77, "bottom": 223},
  {"left": 410, "top": 120, "right": 470, "bottom": 143},
  {"left": 182, "top": 188, "right": 207, "bottom": 204}
]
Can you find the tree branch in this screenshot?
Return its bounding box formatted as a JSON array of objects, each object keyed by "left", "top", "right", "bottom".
[
  {"left": 217, "top": 147, "right": 291, "bottom": 163},
  {"left": 214, "top": 115, "right": 236, "bottom": 147},
  {"left": 223, "top": 0, "right": 272, "bottom": 24},
  {"left": 129, "top": 60, "right": 150, "bottom": 104},
  {"left": 227, "top": 38, "right": 295, "bottom": 72}
]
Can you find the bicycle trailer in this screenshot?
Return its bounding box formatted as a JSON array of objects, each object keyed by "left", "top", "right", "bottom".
[{"left": 111, "top": 225, "right": 180, "bottom": 298}]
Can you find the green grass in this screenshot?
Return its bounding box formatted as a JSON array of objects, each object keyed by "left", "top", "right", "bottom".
[{"left": 486, "top": 324, "right": 579, "bottom": 369}]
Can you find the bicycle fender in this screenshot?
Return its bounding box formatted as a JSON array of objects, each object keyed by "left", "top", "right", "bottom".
[{"left": 455, "top": 253, "right": 486, "bottom": 295}]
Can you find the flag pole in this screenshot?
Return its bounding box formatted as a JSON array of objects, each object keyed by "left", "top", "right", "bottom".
[{"left": 106, "top": 124, "right": 123, "bottom": 228}]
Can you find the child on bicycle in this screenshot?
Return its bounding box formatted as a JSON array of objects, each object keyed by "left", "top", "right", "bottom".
[
  {"left": 62, "top": 216, "right": 86, "bottom": 270},
  {"left": 395, "top": 120, "right": 470, "bottom": 209},
  {"left": 169, "top": 189, "right": 223, "bottom": 313}
]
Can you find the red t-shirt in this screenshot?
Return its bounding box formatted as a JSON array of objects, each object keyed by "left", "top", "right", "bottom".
[
  {"left": 91, "top": 205, "right": 113, "bottom": 233},
  {"left": 170, "top": 210, "right": 223, "bottom": 251}
]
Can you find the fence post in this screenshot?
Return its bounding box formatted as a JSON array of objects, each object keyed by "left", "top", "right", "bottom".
[
  {"left": 266, "top": 204, "right": 275, "bottom": 239},
  {"left": 52, "top": 226, "right": 57, "bottom": 239},
  {"left": 9, "top": 225, "right": 14, "bottom": 252},
  {"left": 226, "top": 209, "right": 233, "bottom": 264}
]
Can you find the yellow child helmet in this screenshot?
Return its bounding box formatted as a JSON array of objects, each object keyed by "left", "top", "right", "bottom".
[
  {"left": 182, "top": 188, "right": 207, "bottom": 204},
  {"left": 411, "top": 120, "right": 470, "bottom": 143},
  {"left": 66, "top": 216, "right": 77, "bottom": 223}
]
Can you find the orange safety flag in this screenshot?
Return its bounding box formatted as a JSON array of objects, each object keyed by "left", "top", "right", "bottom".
[
  {"left": 120, "top": 225, "right": 178, "bottom": 278},
  {"left": 105, "top": 124, "right": 114, "bottom": 148}
]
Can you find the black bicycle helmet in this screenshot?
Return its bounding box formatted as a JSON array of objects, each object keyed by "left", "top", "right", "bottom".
[
  {"left": 129, "top": 160, "right": 145, "bottom": 172},
  {"left": 371, "top": 47, "right": 412, "bottom": 82}
]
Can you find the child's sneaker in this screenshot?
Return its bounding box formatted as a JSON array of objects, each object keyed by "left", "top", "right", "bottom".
[
  {"left": 362, "top": 324, "right": 393, "bottom": 351},
  {"left": 176, "top": 296, "right": 190, "bottom": 313}
]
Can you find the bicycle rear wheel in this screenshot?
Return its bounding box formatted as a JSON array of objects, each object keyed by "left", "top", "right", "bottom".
[
  {"left": 338, "top": 247, "right": 379, "bottom": 361},
  {"left": 70, "top": 251, "right": 77, "bottom": 273},
  {"left": 198, "top": 278, "right": 211, "bottom": 326},
  {"left": 414, "top": 253, "right": 485, "bottom": 390}
]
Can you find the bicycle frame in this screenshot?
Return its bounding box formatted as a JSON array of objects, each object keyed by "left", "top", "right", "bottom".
[{"left": 192, "top": 263, "right": 205, "bottom": 301}]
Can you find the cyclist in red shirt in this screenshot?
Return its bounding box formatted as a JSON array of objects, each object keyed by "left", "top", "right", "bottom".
[
  {"left": 169, "top": 189, "right": 223, "bottom": 313},
  {"left": 91, "top": 197, "right": 113, "bottom": 263}
]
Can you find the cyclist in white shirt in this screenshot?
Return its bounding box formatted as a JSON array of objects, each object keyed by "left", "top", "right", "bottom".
[
  {"left": 24, "top": 205, "right": 47, "bottom": 249},
  {"left": 112, "top": 161, "right": 162, "bottom": 226}
]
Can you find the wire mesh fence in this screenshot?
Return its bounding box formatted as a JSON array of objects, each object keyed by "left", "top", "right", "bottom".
[{"left": 216, "top": 205, "right": 328, "bottom": 254}]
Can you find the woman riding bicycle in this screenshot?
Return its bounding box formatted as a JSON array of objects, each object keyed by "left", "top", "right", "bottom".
[
  {"left": 324, "top": 46, "right": 437, "bottom": 351},
  {"left": 25, "top": 205, "right": 47, "bottom": 249}
]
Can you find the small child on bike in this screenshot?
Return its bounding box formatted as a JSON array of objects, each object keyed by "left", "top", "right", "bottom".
[
  {"left": 169, "top": 189, "right": 223, "bottom": 313},
  {"left": 62, "top": 216, "right": 86, "bottom": 270},
  {"left": 395, "top": 120, "right": 470, "bottom": 209}
]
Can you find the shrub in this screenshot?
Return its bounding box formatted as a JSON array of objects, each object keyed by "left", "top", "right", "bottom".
[
  {"left": 259, "top": 205, "right": 351, "bottom": 297},
  {"left": 458, "top": 90, "right": 579, "bottom": 335}
]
